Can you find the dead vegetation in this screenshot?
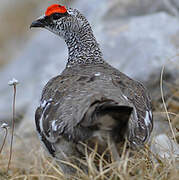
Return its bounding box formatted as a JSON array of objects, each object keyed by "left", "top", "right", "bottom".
[
  {"left": 0, "top": 74, "right": 178, "bottom": 180},
  {"left": 0, "top": 134, "right": 178, "bottom": 180}
]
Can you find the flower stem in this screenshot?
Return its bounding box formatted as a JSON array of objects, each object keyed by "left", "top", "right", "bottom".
[
  {"left": 7, "top": 85, "right": 16, "bottom": 172},
  {"left": 0, "top": 128, "right": 8, "bottom": 154}
]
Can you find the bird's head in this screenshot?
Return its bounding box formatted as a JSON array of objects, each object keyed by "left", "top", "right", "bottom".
[{"left": 30, "top": 4, "right": 90, "bottom": 38}]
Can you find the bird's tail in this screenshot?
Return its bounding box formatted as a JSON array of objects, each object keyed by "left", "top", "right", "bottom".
[{"left": 82, "top": 99, "right": 133, "bottom": 142}]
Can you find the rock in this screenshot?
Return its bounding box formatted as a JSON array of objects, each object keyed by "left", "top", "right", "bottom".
[
  {"left": 150, "top": 134, "right": 179, "bottom": 159},
  {"left": 98, "top": 12, "right": 179, "bottom": 82},
  {"left": 103, "top": 0, "right": 179, "bottom": 19},
  {"left": 149, "top": 112, "right": 179, "bottom": 162}
]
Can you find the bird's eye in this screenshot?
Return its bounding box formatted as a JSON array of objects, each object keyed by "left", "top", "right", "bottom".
[{"left": 52, "top": 13, "right": 62, "bottom": 20}]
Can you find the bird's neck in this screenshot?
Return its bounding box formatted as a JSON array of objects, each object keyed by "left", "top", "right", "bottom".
[{"left": 64, "top": 27, "right": 104, "bottom": 67}]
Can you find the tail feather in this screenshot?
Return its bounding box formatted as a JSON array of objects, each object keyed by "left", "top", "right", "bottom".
[{"left": 81, "top": 100, "right": 133, "bottom": 142}]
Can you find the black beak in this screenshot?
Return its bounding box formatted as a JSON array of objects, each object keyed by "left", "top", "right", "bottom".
[{"left": 30, "top": 16, "right": 47, "bottom": 28}]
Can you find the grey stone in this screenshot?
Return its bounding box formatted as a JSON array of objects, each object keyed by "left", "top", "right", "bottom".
[
  {"left": 102, "top": 0, "right": 179, "bottom": 19},
  {"left": 98, "top": 12, "right": 179, "bottom": 82},
  {"left": 150, "top": 134, "right": 179, "bottom": 159}
]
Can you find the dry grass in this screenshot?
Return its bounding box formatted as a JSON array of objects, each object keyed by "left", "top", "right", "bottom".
[
  {"left": 0, "top": 79, "right": 178, "bottom": 180},
  {"left": 0, "top": 136, "right": 178, "bottom": 180}
]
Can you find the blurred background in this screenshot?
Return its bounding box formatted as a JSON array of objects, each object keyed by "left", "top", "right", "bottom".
[{"left": 0, "top": 0, "right": 178, "bottom": 171}]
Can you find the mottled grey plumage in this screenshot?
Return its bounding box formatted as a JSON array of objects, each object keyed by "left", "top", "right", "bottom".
[{"left": 31, "top": 4, "right": 153, "bottom": 174}]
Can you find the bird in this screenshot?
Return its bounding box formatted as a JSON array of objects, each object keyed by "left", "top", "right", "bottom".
[{"left": 31, "top": 4, "right": 153, "bottom": 174}]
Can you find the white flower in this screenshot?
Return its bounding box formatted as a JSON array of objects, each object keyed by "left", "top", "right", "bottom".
[
  {"left": 8, "top": 78, "right": 19, "bottom": 86},
  {"left": 1, "top": 123, "right": 9, "bottom": 128}
]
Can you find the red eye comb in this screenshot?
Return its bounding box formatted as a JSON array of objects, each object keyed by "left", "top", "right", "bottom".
[{"left": 45, "top": 4, "right": 67, "bottom": 16}]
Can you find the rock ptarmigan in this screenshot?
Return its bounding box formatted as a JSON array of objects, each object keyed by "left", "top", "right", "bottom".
[{"left": 31, "top": 4, "right": 153, "bottom": 174}]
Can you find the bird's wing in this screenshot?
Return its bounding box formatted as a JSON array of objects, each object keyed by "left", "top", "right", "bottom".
[
  {"left": 111, "top": 72, "right": 153, "bottom": 147},
  {"left": 35, "top": 71, "right": 133, "bottom": 143},
  {"left": 35, "top": 74, "right": 107, "bottom": 143},
  {"left": 35, "top": 74, "right": 74, "bottom": 142}
]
